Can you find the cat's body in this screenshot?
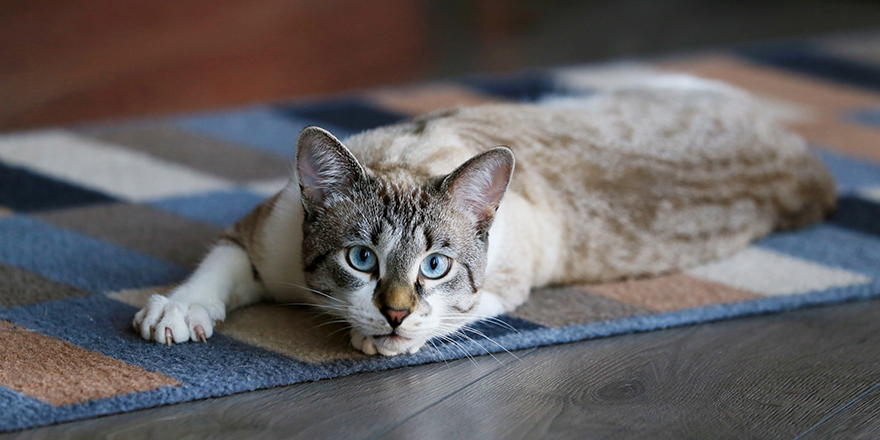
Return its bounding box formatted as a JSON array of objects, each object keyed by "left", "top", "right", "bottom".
[{"left": 134, "top": 78, "right": 835, "bottom": 356}]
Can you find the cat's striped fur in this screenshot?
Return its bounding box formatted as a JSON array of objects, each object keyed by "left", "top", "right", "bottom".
[{"left": 134, "top": 77, "right": 834, "bottom": 356}]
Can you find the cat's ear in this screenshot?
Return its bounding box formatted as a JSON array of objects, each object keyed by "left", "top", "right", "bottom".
[
  {"left": 442, "top": 147, "right": 515, "bottom": 229},
  {"left": 296, "top": 126, "right": 365, "bottom": 211}
]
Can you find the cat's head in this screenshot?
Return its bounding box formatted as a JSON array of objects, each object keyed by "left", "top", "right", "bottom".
[{"left": 295, "top": 126, "right": 514, "bottom": 354}]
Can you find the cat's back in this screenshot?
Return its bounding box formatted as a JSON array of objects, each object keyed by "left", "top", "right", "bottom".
[{"left": 344, "top": 82, "right": 835, "bottom": 284}]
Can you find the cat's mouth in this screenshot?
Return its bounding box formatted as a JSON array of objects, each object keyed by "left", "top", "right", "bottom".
[{"left": 374, "top": 331, "right": 410, "bottom": 342}]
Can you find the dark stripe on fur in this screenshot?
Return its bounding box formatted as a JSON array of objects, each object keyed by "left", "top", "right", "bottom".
[
  {"left": 305, "top": 251, "right": 333, "bottom": 273},
  {"left": 461, "top": 262, "right": 478, "bottom": 293}
]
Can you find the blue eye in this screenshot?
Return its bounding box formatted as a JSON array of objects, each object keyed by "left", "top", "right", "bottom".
[
  {"left": 420, "top": 254, "right": 452, "bottom": 279},
  {"left": 346, "top": 246, "right": 377, "bottom": 272}
]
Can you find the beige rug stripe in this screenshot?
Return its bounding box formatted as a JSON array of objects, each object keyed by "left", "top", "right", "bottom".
[
  {"left": 0, "top": 206, "right": 11, "bottom": 216},
  {"left": 0, "top": 320, "right": 180, "bottom": 406},
  {"left": 218, "top": 305, "right": 365, "bottom": 363},
  {"left": 364, "top": 83, "right": 506, "bottom": 116},
  {"left": 788, "top": 115, "right": 880, "bottom": 162},
  {"left": 585, "top": 274, "right": 761, "bottom": 312},
  {"left": 108, "top": 287, "right": 363, "bottom": 363},
  {"left": 510, "top": 286, "right": 651, "bottom": 328},
  {"left": 658, "top": 55, "right": 880, "bottom": 112}
]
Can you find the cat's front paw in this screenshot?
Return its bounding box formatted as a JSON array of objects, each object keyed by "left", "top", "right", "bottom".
[
  {"left": 133, "top": 294, "right": 218, "bottom": 345},
  {"left": 350, "top": 329, "right": 424, "bottom": 356}
]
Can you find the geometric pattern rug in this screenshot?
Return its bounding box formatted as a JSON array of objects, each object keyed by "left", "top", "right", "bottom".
[{"left": 4, "top": 31, "right": 880, "bottom": 431}]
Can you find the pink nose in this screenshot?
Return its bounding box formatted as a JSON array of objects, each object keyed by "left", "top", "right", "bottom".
[{"left": 382, "top": 307, "right": 411, "bottom": 328}]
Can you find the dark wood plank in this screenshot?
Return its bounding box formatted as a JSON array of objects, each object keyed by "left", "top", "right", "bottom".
[
  {"left": 797, "top": 384, "right": 880, "bottom": 439},
  {"left": 1, "top": 350, "right": 529, "bottom": 440},
  {"left": 380, "top": 300, "right": 880, "bottom": 440}
]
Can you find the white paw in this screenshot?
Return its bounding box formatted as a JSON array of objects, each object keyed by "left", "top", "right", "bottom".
[
  {"left": 350, "top": 329, "right": 424, "bottom": 356},
  {"left": 132, "top": 294, "right": 219, "bottom": 345}
]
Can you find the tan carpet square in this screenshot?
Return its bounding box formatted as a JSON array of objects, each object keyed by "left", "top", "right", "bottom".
[
  {"left": 659, "top": 55, "right": 880, "bottom": 112},
  {"left": 510, "top": 285, "right": 651, "bottom": 328},
  {"left": 365, "top": 83, "right": 505, "bottom": 116},
  {"left": 586, "top": 274, "right": 761, "bottom": 312}
]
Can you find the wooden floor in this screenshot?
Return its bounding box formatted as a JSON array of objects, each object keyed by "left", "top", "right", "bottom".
[{"left": 6, "top": 299, "right": 880, "bottom": 439}]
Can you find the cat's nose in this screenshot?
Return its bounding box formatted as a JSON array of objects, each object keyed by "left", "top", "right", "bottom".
[{"left": 381, "top": 307, "right": 411, "bottom": 328}]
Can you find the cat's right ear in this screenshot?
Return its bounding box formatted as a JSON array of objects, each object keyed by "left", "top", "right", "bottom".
[
  {"left": 295, "top": 126, "right": 365, "bottom": 212},
  {"left": 441, "top": 147, "right": 515, "bottom": 232}
]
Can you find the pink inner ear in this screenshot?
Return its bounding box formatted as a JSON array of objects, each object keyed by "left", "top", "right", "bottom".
[
  {"left": 295, "top": 127, "right": 363, "bottom": 207},
  {"left": 449, "top": 149, "right": 514, "bottom": 224}
]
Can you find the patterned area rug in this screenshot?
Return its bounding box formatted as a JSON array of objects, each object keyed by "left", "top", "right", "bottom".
[{"left": 3, "top": 32, "right": 880, "bottom": 431}]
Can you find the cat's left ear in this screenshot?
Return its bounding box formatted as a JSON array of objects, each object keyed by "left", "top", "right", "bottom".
[
  {"left": 296, "top": 126, "right": 366, "bottom": 212},
  {"left": 442, "top": 147, "right": 515, "bottom": 230}
]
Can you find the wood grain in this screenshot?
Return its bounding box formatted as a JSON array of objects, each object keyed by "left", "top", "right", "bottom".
[{"left": 798, "top": 385, "right": 880, "bottom": 440}]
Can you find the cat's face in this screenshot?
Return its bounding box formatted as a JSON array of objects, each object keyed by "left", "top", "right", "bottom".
[{"left": 295, "top": 127, "right": 513, "bottom": 354}]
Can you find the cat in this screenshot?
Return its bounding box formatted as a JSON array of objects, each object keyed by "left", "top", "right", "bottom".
[{"left": 133, "top": 77, "right": 835, "bottom": 356}]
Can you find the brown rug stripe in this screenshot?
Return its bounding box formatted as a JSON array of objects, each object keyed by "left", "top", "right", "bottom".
[
  {"left": 659, "top": 55, "right": 880, "bottom": 112},
  {"left": 364, "top": 82, "right": 506, "bottom": 116},
  {"left": 510, "top": 286, "right": 651, "bottom": 328},
  {"left": 788, "top": 116, "right": 880, "bottom": 162},
  {"left": 217, "top": 305, "right": 364, "bottom": 363},
  {"left": 0, "top": 320, "right": 180, "bottom": 406},
  {"left": 108, "top": 287, "right": 362, "bottom": 363},
  {"left": 0, "top": 264, "right": 91, "bottom": 307},
  {"left": 78, "top": 125, "right": 292, "bottom": 182},
  {"left": 0, "top": 206, "right": 11, "bottom": 216},
  {"left": 585, "top": 274, "right": 761, "bottom": 313},
  {"left": 35, "top": 202, "right": 221, "bottom": 268}
]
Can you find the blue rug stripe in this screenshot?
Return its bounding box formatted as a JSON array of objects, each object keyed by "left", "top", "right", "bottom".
[
  {"left": 274, "top": 98, "right": 408, "bottom": 133},
  {"left": 848, "top": 108, "right": 880, "bottom": 128},
  {"left": 0, "top": 216, "right": 188, "bottom": 292},
  {"left": 0, "top": 387, "right": 51, "bottom": 433},
  {"left": 814, "top": 149, "right": 880, "bottom": 193},
  {"left": 174, "top": 106, "right": 349, "bottom": 158},
  {"left": 459, "top": 70, "right": 563, "bottom": 101},
  {"left": 738, "top": 43, "right": 880, "bottom": 92},
  {"left": 0, "top": 162, "right": 116, "bottom": 212},
  {"left": 148, "top": 189, "right": 266, "bottom": 228}
]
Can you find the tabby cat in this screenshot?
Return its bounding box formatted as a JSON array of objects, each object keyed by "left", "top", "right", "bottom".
[{"left": 134, "top": 77, "right": 834, "bottom": 356}]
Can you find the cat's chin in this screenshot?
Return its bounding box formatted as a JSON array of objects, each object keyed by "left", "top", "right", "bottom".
[{"left": 350, "top": 328, "right": 424, "bottom": 356}]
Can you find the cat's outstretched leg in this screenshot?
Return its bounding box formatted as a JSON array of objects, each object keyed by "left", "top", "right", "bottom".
[{"left": 133, "top": 242, "right": 264, "bottom": 344}]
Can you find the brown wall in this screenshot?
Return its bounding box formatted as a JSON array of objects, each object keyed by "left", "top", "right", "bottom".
[{"left": 0, "top": 0, "right": 429, "bottom": 131}]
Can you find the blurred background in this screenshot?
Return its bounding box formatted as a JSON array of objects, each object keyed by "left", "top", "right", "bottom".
[{"left": 2, "top": 0, "right": 880, "bottom": 132}]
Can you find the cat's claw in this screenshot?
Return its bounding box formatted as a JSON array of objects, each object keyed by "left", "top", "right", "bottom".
[
  {"left": 133, "top": 294, "right": 218, "bottom": 345},
  {"left": 195, "top": 325, "right": 207, "bottom": 343}
]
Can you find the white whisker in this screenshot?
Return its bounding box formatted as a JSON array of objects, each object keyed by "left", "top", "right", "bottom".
[{"left": 459, "top": 325, "right": 520, "bottom": 361}]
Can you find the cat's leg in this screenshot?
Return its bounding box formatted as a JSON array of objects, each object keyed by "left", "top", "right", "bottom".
[{"left": 133, "top": 241, "right": 264, "bottom": 344}]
